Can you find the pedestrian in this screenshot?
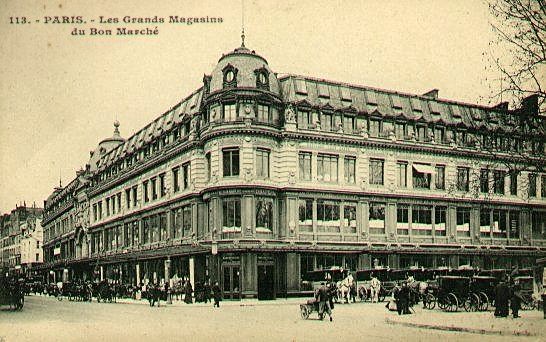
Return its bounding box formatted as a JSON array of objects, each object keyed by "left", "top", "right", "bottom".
[
  {"left": 203, "top": 280, "right": 212, "bottom": 304},
  {"left": 212, "top": 281, "right": 221, "bottom": 307},
  {"left": 184, "top": 279, "right": 193, "bottom": 304},
  {"left": 510, "top": 280, "right": 523, "bottom": 318},
  {"left": 396, "top": 282, "right": 411, "bottom": 315},
  {"left": 315, "top": 282, "right": 333, "bottom": 321},
  {"left": 494, "top": 278, "right": 510, "bottom": 317}
]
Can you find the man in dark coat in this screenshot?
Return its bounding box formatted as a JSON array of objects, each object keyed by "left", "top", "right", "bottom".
[
  {"left": 211, "top": 281, "right": 221, "bottom": 307},
  {"left": 494, "top": 279, "right": 510, "bottom": 317},
  {"left": 510, "top": 280, "right": 522, "bottom": 318},
  {"left": 315, "top": 282, "right": 333, "bottom": 321},
  {"left": 184, "top": 279, "right": 193, "bottom": 304},
  {"left": 396, "top": 282, "right": 411, "bottom": 315},
  {"left": 203, "top": 280, "right": 212, "bottom": 304}
]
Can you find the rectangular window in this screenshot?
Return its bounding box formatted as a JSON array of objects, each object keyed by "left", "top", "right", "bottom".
[
  {"left": 457, "top": 167, "right": 470, "bottom": 192},
  {"left": 151, "top": 177, "right": 157, "bottom": 200},
  {"left": 223, "top": 148, "right": 240, "bottom": 177},
  {"left": 182, "top": 162, "right": 191, "bottom": 189},
  {"left": 297, "top": 110, "right": 311, "bottom": 129},
  {"left": 142, "top": 217, "right": 150, "bottom": 244},
  {"left": 480, "top": 169, "right": 489, "bottom": 193},
  {"left": 159, "top": 173, "right": 166, "bottom": 197},
  {"left": 435, "top": 165, "right": 445, "bottom": 190},
  {"left": 456, "top": 207, "right": 471, "bottom": 237},
  {"left": 116, "top": 193, "right": 121, "bottom": 213},
  {"left": 256, "top": 198, "right": 273, "bottom": 232},
  {"left": 343, "top": 203, "right": 357, "bottom": 234},
  {"left": 298, "top": 152, "right": 312, "bottom": 181},
  {"left": 532, "top": 211, "right": 546, "bottom": 239},
  {"left": 397, "top": 204, "right": 409, "bottom": 235},
  {"left": 509, "top": 211, "right": 519, "bottom": 238},
  {"left": 257, "top": 104, "right": 269, "bottom": 122},
  {"left": 172, "top": 167, "right": 180, "bottom": 193},
  {"left": 542, "top": 175, "right": 546, "bottom": 198},
  {"left": 369, "top": 159, "right": 384, "bottom": 185},
  {"left": 205, "top": 153, "right": 211, "bottom": 182},
  {"left": 317, "top": 200, "right": 340, "bottom": 233},
  {"left": 106, "top": 198, "right": 111, "bottom": 216},
  {"left": 395, "top": 123, "right": 406, "bottom": 140},
  {"left": 435, "top": 127, "right": 445, "bottom": 144},
  {"left": 317, "top": 154, "right": 338, "bottom": 182},
  {"left": 416, "top": 125, "right": 426, "bottom": 142},
  {"left": 93, "top": 204, "right": 97, "bottom": 222},
  {"left": 344, "top": 156, "right": 356, "bottom": 184},
  {"left": 412, "top": 164, "right": 432, "bottom": 189},
  {"left": 223, "top": 103, "right": 237, "bottom": 121},
  {"left": 295, "top": 79, "right": 308, "bottom": 94},
  {"left": 256, "top": 148, "right": 270, "bottom": 179},
  {"left": 493, "top": 170, "right": 505, "bottom": 194},
  {"left": 369, "top": 202, "right": 385, "bottom": 235},
  {"left": 298, "top": 199, "right": 313, "bottom": 233},
  {"left": 480, "top": 209, "right": 491, "bottom": 238},
  {"left": 125, "top": 189, "right": 131, "bottom": 209},
  {"left": 143, "top": 181, "right": 149, "bottom": 203},
  {"left": 343, "top": 115, "right": 356, "bottom": 134},
  {"left": 173, "top": 207, "right": 182, "bottom": 239},
  {"left": 369, "top": 119, "right": 380, "bottom": 137},
  {"left": 493, "top": 209, "right": 507, "bottom": 238},
  {"left": 397, "top": 162, "right": 407, "bottom": 188},
  {"left": 222, "top": 198, "right": 241, "bottom": 232},
  {"left": 132, "top": 186, "right": 138, "bottom": 207},
  {"left": 529, "top": 173, "right": 537, "bottom": 197},
  {"left": 412, "top": 205, "right": 433, "bottom": 236},
  {"left": 182, "top": 205, "right": 192, "bottom": 237},
  {"left": 318, "top": 83, "right": 330, "bottom": 98}
]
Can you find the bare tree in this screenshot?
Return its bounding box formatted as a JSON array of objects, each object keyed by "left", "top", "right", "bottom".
[{"left": 488, "top": 0, "right": 546, "bottom": 113}]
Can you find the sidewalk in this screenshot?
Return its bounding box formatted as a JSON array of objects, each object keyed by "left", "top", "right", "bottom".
[
  {"left": 114, "top": 296, "right": 305, "bottom": 307},
  {"left": 385, "top": 306, "right": 546, "bottom": 337}
]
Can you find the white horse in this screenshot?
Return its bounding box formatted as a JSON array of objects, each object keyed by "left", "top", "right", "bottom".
[{"left": 337, "top": 274, "right": 354, "bottom": 304}]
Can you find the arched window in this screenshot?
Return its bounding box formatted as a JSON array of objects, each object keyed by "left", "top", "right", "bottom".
[{"left": 254, "top": 67, "right": 269, "bottom": 90}]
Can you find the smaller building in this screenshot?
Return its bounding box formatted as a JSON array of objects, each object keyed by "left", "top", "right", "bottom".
[{"left": 0, "top": 204, "right": 43, "bottom": 275}]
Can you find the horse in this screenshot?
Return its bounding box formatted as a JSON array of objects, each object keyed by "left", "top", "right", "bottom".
[{"left": 336, "top": 274, "right": 355, "bottom": 304}]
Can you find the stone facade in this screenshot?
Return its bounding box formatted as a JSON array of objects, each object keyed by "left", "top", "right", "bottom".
[{"left": 41, "top": 45, "right": 546, "bottom": 298}]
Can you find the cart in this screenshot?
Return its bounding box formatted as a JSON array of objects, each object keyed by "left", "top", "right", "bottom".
[{"left": 300, "top": 298, "right": 322, "bottom": 320}]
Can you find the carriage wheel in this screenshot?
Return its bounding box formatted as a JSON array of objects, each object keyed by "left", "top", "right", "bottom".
[
  {"left": 437, "top": 295, "right": 447, "bottom": 310},
  {"left": 424, "top": 293, "right": 436, "bottom": 310},
  {"left": 464, "top": 293, "right": 480, "bottom": 312},
  {"left": 477, "top": 292, "right": 489, "bottom": 311},
  {"left": 300, "top": 305, "right": 310, "bottom": 320},
  {"left": 447, "top": 293, "right": 458, "bottom": 312}
]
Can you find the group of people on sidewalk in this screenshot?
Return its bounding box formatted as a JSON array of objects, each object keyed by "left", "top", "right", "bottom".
[{"left": 494, "top": 277, "right": 524, "bottom": 318}]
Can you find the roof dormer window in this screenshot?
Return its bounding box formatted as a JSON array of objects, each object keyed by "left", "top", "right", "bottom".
[
  {"left": 222, "top": 64, "right": 238, "bottom": 88},
  {"left": 254, "top": 67, "right": 269, "bottom": 90}
]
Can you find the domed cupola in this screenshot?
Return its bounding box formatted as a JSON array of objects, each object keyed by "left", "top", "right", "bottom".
[
  {"left": 88, "top": 121, "right": 126, "bottom": 171},
  {"left": 207, "top": 45, "right": 281, "bottom": 96}
]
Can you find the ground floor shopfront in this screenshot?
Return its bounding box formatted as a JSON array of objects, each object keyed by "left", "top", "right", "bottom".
[{"left": 38, "top": 242, "right": 545, "bottom": 300}]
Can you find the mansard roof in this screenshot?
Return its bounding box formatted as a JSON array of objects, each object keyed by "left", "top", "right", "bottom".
[
  {"left": 95, "top": 87, "right": 203, "bottom": 171},
  {"left": 278, "top": 75, "right": 520, "bottom": 131}
]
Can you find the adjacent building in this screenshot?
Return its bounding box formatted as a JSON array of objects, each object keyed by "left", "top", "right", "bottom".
[
  {"left": 41, "top": 44, "right": 546, "bottom": 299},
  {"left": 0, "top": 204, "right": 44, "bottom": 275}
]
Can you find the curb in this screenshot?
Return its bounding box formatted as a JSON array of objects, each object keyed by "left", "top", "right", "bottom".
[{"left": 385, "top": 318, "right": 534, "bottom": 337}]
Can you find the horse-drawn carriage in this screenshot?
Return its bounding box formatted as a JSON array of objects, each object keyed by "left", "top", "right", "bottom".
[
  {"left": 0, "top": 275, "right": 24, "bottom": 310},
  {"left": 514, "top": 276, "right": 536, "bottom": 310},
  {"left": 433, "top": 276, "right": 481, "bottom": 312},
  {"left": 469, "top": 276, "right": 498, "bottom": 311},
  {"left": 355, "top": 268, "right": 389, "bottom": 302},
  {"left": 304, "top": 267, "right": 351, "bottom": 303}
]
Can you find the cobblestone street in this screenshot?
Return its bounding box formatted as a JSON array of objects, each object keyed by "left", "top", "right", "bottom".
[{"left": 1, "top": 296, "right": 544, "bottom": 341}]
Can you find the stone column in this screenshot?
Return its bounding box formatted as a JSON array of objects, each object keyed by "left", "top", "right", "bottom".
[
  {"left": 189, "top": 256, "right": 195, "bottom": 289},
  {"left": 286, "top": 253, "right": 300, "bottom": 293},
  {"left": 136, "top": 263, "right": 140, "bottom": 285}
]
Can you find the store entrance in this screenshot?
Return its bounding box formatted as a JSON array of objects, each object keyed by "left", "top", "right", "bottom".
[
  {"left": 222, "top": 265, "right": 240, "bottom": 299},
  {"left": 257, "top": 265, "right": 275, "bottom": 300}
]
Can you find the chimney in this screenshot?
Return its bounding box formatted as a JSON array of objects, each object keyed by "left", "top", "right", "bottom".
[{"left": 422, "top": 89, "right": 439, "bottom": 99}]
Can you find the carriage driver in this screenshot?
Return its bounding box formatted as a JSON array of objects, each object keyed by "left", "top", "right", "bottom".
[{"left": 370, "top": 273, "right": 381, "bottom": 303}]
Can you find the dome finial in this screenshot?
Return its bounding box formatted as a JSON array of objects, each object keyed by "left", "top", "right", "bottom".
[
  {"left": 113, "top": 120, "right": 120, "bottom": 135},
  {"left": 240, "top": 0, "right": 246, "bottom": 47}
]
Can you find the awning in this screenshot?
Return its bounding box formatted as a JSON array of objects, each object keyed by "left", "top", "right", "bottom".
[{"left": 413, "top": 163, "right": 434, "bottom": 174}]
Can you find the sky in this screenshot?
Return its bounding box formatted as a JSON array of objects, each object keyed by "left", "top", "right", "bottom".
[{"left": 0, "top": 0, "right": 508, "bottom": 214}]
